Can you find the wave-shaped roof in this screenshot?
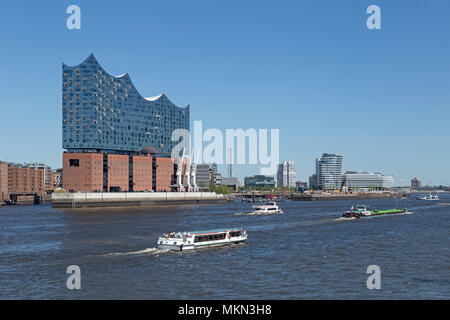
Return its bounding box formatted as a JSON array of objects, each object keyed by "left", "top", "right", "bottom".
[{"left": 63, "top": 53, "right": 187, "bottom": 109}]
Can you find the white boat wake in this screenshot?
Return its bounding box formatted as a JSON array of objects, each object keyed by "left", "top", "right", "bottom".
[
  {"left": 233, "top": 212, "right": 251, "bottom": 216},
  {"left": 233, "top": 211, "right": 281, "bottom": 216},
  {"left": 332, "top": 216, "right": 357, "bottom": 222},
  {"left": 102, "top": 247, "right": 169, "bottom": 257}
]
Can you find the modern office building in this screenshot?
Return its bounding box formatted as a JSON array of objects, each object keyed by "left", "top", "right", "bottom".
[
  {"left": 61, "top": 54, "right": 190, "bottom": 192},
  {"left": 209, "top": 163, "right": 223, "bottom": 187},
  {"left": 341, "top": 172, "right": 394, "bottom": 191},
  {"left": 195, "top": 164, "right": 212, "bottom": 191},
  {"left": 244, "top": 175, "right": 275, "bottom": 190},
  {"left": 309, "top": 174, "right": 318, "bottom": 190},
  {"left": 295, "top": 181, "right": 308, "bottom": 191},
  {"left": 277, "top": 161, "right": 296, "bottom": 188},
  {"left": 210, "top": 163, "right": 218, "bottom": 175},
  {"left": 222, "top": 177, "right": 239, "bottom": 190},
  {"left": 214, "top": 173, "right": 223, "bottom": 186},
  {"left": 315, "top": 153, "right": 343, "bottom": 191},
  {"left": 411, "top": 177, "right": 421, "bottom": 190}
]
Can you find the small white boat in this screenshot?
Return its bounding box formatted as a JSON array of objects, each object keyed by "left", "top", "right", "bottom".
[
  {"left": 416, "top": 194, "right": 439, "bottom": 201},
  {"left": 156, "top": 228, "right": 247, "bottom": 251},
  {"left": 250, "top": 202, "right": 283, "bottom": 215}
]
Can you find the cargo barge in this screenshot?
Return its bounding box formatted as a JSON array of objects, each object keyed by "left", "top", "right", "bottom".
[{"left": 342, "top": 205, "right": 411, "bottom": 219}]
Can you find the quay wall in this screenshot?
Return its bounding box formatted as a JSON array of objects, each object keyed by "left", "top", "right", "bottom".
[
  {"left": 291, "top": 192, "right": 405, "bottom": 201},
  {"left": 51, "top": 192, "right": 232, "bottom": 208}
]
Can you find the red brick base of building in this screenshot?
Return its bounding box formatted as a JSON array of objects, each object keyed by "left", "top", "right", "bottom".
[{"left": 63, "top": 153, "right": 177, "bottom": 193}]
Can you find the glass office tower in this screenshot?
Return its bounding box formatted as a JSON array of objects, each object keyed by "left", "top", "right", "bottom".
[
  {"left": 315, "top": 153, "right": 343, "bottom": 191},
  {"left": 277, "top": 161, "right": 296, "bottom": 188}
]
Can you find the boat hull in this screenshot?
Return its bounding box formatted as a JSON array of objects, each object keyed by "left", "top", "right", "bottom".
[
  {"left": 156, "top": 238, "right": 247, "bottom": 251},
  {"left": 250, "top": 209, "right": 283, "bottom": 215},
  {"left": 343, "top": 208, "right": 410, "bottom": 218},
  {"left": 156, "top": 244, "right": 195, "bottom": 251},
  {"left": 369, "top": 209, "right": 408, "bottom": 216}
]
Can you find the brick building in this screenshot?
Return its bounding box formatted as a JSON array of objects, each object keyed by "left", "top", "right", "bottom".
[
  {"left": 154, "top": 157, "right": 175, "bottom": 192},
  {"left": 7, "top": 165, "right": 45, "bottom": 194},
  {"left": 132, "top": 155, "right": 153, "bottom": 191},
  {"left": 106, "top": 154, "right": 129, "bottom": 192},
  {"left": 0, "top": 161, "right": 8, "bottom": 202},
  {"left": 25, "top": 163, "right": 54, "bottom": 191},
  {"left": 61, "top": 54, "right": 190, "bottom": 194},
  {"left": 63, "top": 153, "right": 103, "bottom": 192},
  {"left": 63, "top": 150, "right": 178, "bottom": 192}
]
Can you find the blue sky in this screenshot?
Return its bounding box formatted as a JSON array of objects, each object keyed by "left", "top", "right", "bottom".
[{"left": 0, "top": 0, "right": 449, "bottom": 185}]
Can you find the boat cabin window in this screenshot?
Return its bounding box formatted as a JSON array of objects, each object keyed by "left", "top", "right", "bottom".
[
  {"left": 229, "top": 231, "right": 242, "bottom": 237},
  {"left": 194, "top": 233, "right": 226, "bottom": 242}
]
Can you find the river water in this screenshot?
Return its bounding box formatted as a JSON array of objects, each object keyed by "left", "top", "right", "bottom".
[{"left": 0, "top": 195, "right": 449, "bottom": 299}]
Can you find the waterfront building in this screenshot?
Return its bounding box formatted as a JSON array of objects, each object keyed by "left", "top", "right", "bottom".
[
  {"left": 222, "top": 177, "right": 239, "bottom": 190},
  {"left": 411, "top": 177, "right": 421, "bottom": 190},
  {"left": 210, "top": 163, "right": 218, "bottom": 175},
  {"left": 24, "top": 163, "right": 54, "bottom": 191},
  {"left": 131, "top": 155, "right": 153, "bottom": 191},
  {"left": 208, "top": 162, "right": 223, "bottom": 186},
  {"left": 315, "top": 153, "right": 343, "bottom": 191},
  {"left": 309, "top": 174, "right": 318, "bottom": 190},
  {"left": 0, "top": 161, "right": 8, "bottom": 202},
  {"left": 295, "top": 181, "right": 308, "bottom": 191},
  {"left": 154, "top": 156, "right": 175, "bottom": 192},
  {"left": 195, "top": 164, "right": 211, "bottom": 191},
  {"left": 7, "top": 164, "right": 45, "bottom": 194},
  {"left": 341, "top": 172, "right": 394, "bottom": 191},
  {"left": 244, "top": 175, "right": 275, "bottom": 190},
  {"left": 63, "top": 148, "right": 175, "bottom": 192},
  {"left": 62, "top": 53, "right": 189, "bottom": 154},
  {"left": 277, "top": 161, "right": 296, "bottom": 188},
  {"left": 55, "top": 168, "right": 63, "bottom": 188},
  {"left": 63, "top": 153, "right": 103, "bottom": 192},
  {"left": 393, "top": 186, "right": 411, "bottom": 193},
  {"left": 214, "top": 173, "right": 223, "bottom": 186},
  {"left": 61, "top": 54, "right": 189, "bottom": 192}
]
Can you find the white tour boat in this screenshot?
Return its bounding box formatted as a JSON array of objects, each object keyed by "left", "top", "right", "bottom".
[
  {"left": 250, "top": 202, "right": 283, "bottom": 215},
  {"left": 156, "top": 228, "right": 247, "bottom": 251},
  {"left": 417, "top": 194, "right": 439, "bottom": 201}
]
